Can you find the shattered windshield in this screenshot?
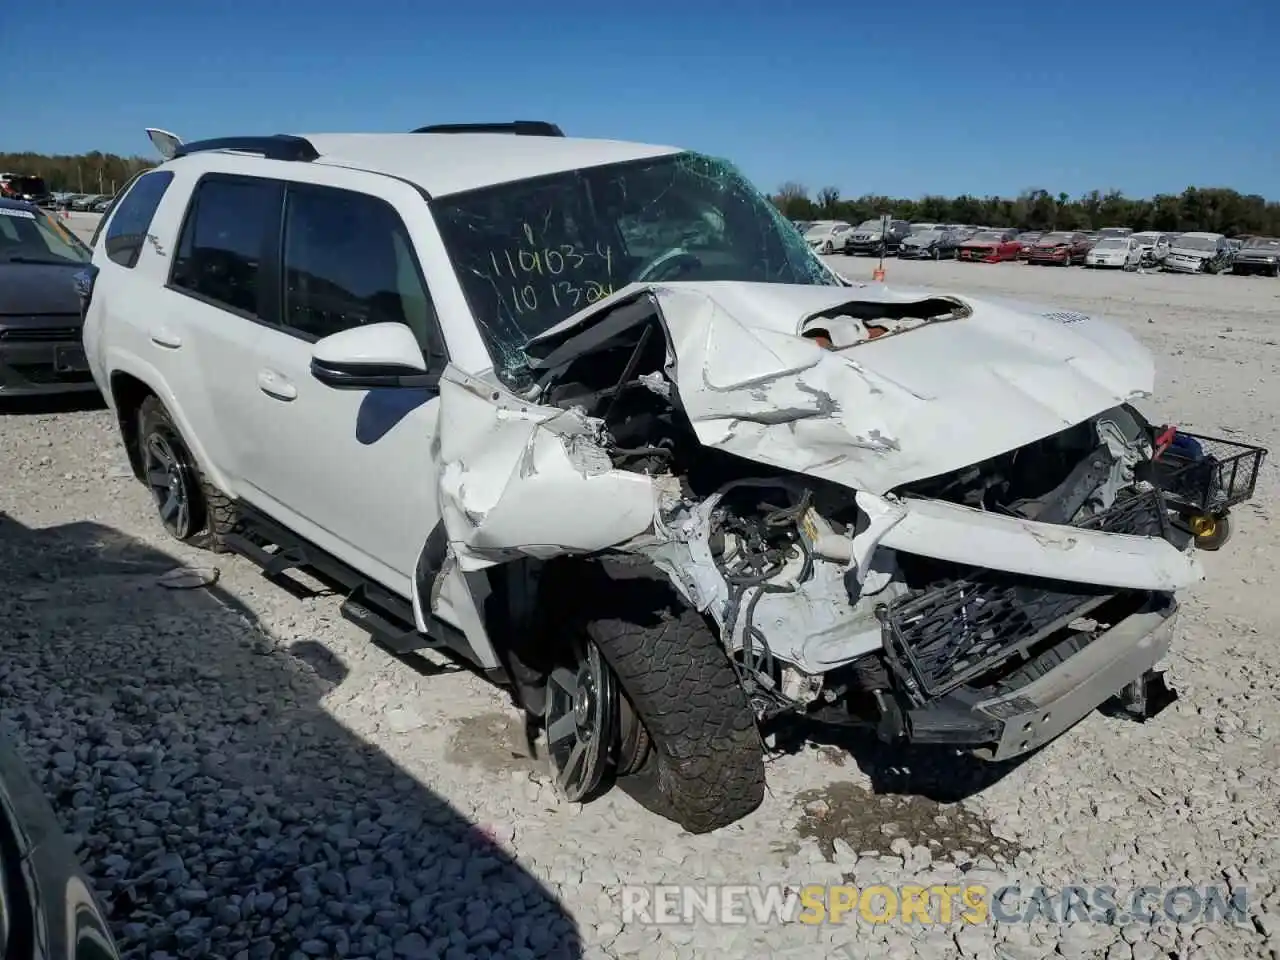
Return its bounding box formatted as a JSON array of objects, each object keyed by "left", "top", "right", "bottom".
[
  {"left": 1094, "top": 238, "right": 1126, "bottom": 249},
  {"left": 432, "top": 151, "right": 837, "bottom": 382},
  {"left": 1174, "top": 236, "right": 1218, "bottom": 252},
  {"left": 1245, "top": 237, "right": 1280, "bottom": 248},
  {"left": 855, "top": 220, "right": 882, "bottom": 231}
]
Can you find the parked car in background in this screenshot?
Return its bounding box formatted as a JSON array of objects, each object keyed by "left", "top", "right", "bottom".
[
  {"left": 0, "top": 199, "right": 99, "bottom": 397},
  {"left": 0, "top": 173, "right": 53, "bottom": 208},
  {"left": 843, "top": 218, "right": 911, "bottom": 255},
  {"left": 1130, "top": 231, "right": 1173, "bottom": 267},
  {"left": 1085, "top": 236, "right": 1143, "bottom": 270},
  {"left": 70, "top": 194, "right": 106, "bottom": 212},
  {"left": 898, "top": 226, "right": 960, "bottom": 260},
  {"left": 1230, "top": 236, "right": 1280, "bottom": 277},
  {"left": 1027, "top": 231, "right": 1091, "bottom": 266},
  {"left": 1162, "top": 232, "right": 1233, "bottom": 274},
  {"left": 1015, "top": 231, "right": 1043, "bottom": 259},
  {"left": 803, "top": 220, "right": 852, "bottom": 254},
  {"left": 957, "top": 228, "right": 1022, "bottom": 263}
]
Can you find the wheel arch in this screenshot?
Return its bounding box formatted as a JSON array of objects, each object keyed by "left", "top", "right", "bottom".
[{"left": 103, "top": 352, "right": 233, "bottom": 496}]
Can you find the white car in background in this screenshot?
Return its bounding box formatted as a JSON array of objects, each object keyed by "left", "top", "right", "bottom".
[
  {"left": 803, "top": 220, "right": 852, "bottom": 254},
  {"left": 1131, "top": 231, "right": 1173, "bottom": 267},
  {"left": 1085, "top": 236, "right": 1143, "bottom": 270}
]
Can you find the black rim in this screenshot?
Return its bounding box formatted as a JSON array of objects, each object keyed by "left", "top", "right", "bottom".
[
  {"left": 545, "top": 639, "right": 616, "bottom": 801},
  {"left": 143, "top": 429, "right": 198, "bottom": 539}
]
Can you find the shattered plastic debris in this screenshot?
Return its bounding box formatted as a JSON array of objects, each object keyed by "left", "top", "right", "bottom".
[{"left": 156, "top": 566, "right": 220, "bottom": 589}]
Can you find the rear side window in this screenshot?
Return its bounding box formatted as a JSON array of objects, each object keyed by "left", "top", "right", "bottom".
[
  {"left": 170, "top": 176, "right": 281, "bottom": 317},
  {"left": 99, "top": 171, "right": 174, "bottom": 267}
]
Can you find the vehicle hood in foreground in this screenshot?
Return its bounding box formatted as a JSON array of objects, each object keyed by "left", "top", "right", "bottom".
[
  {"left": 0, "top": 262, "right": 85, "bottom": 316},
  {"left": 525, "top": 280, "right": 1154, "bottom": 496}
]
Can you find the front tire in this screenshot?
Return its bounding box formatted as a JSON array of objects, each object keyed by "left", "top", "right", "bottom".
[
  {"left": 542, "top": 559, "right": 766, "bottom": 833},
  {"left": 137, "top": 396, "right": 237, "bottom": 551}
]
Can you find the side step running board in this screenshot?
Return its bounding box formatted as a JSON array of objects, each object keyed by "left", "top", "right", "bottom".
[{"left": 223, "top": 511, "right": 472, "bottom": 662}]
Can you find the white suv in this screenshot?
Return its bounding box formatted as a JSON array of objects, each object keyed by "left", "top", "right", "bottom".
[{"left": 78, "top": 123, "right": 1263, "bottom": 833}]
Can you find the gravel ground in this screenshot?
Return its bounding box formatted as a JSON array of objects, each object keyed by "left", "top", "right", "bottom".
[{"left": 2, "top": 219, "right": 1278, "bottom": 958}]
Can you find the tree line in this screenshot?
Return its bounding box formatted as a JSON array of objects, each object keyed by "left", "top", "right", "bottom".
[
  {"left": 5, "top": 149, "right": 1278, "bottom": 237},
  {"left": 774, "top": 184, "right": 1280, "bottom": 237},
  {"left": 0, "top": 151, "right": 155, "bottom": 195}
]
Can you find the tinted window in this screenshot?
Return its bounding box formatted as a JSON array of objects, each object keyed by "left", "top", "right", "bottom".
[
  {"left": 171, "top": 176, "right": 279, "bottom": 316},
  {"left": 280, "top": 185, "right": 444, "bottom": 359},
  {"left": 101, "top": 171, "right": 173, "bottom": 268}
]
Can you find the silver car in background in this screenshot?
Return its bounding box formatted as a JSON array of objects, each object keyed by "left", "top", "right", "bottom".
[
  {"left": 1085, "top": 236, "right": 1143, "bottom": 270},
  {"left": 1131, "top": 231, "right": 1174, "bottom": 267},
  {"left": 898, "top": 226, "right": 960, "bottom": 260},
  {"left": 1162, "top": 232, "right": 1233, "bottom": 274}
]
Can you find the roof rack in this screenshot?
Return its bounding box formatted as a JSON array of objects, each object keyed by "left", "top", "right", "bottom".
[
  {"left": 172, "top": 135, "right": 320, "bottom": 162},
  {"left": 411, "top": 121, "right": 564, "bottom": 137}
]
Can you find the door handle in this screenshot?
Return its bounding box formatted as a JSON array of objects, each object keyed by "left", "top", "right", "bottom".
[
  {"left": 257, "top": 369, "right": 297, "bottom": 401},
  {"left": 150, "top": 329, "right": 182, "bottom": 349}
]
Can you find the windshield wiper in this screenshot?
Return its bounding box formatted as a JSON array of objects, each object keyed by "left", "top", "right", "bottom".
[{"left": 2, "top": 256, "right": 82, "bottom": 266}]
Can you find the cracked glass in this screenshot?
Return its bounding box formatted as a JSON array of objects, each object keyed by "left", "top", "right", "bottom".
[{"left": 431, "top": 151, "right": 838, "bottom": 384}]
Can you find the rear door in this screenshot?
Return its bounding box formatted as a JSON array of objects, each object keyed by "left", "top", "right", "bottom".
[{"left": 157, "top": 174, "right": 282, "bottom": 493}]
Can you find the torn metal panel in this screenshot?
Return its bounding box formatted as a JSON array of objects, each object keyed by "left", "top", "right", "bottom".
[
  {"left": 527, "top": 280, "right": 1159, "bottom": 496},
  {"left": 873, "top": 493, "right": 1204, "bottom": 591},
  {"left": 435, "top": 366, "right": 657, "bottom": 570}
]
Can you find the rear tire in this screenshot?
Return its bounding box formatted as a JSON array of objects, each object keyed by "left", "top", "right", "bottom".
[
  {"left": 137, "top": 396, "right": 238, "bottom": 552},
  {"left": 541, "top": 559, "right": 766, "bottom": 833}
]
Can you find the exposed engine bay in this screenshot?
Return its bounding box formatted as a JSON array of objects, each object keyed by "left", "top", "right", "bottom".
[{"left": 514, "top": 288, "right": 1194, "bottom": 735}]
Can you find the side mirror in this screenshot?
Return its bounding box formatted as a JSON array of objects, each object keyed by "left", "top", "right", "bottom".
[{"left": 310, "top": 322, "right": 437, "bottom": 390}]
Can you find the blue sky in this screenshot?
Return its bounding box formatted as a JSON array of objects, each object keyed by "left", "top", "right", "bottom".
[{"left": 5, "top": 0, "right": 1278, "bottom": 201}]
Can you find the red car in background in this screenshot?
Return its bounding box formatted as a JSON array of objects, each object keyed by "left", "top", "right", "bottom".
[
  {"left": 957, "top": 229, "right": 1022, "bottom": 262},
  {"left": 1015, "top": 231, "right": 1043, "bottom": 259},
  {"left": 1027, "top": 231, "right": 1092, "bottom": 266}
]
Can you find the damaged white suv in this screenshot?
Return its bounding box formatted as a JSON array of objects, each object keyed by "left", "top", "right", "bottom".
[{"left": 78, "top": 123, "right": 1267, "bottom": 833}]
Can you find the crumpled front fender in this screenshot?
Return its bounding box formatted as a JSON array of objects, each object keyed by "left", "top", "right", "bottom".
[{"left": 434, "top": 367, "right": 658, "bottom": 571}]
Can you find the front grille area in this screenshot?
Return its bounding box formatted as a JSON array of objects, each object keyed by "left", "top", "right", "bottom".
[{"left": 880, "top": 489, "right": 1173, "bottom": 704}]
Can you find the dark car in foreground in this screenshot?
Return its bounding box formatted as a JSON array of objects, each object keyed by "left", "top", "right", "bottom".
[
  {"left": 0, "top": 200, "right": 99, "bottom": 398},
  {"left": 1027, "top": 231, "right": 1091, "bottom": 266},
  {"left": 1230, "top": 237, "right": 1280, "bottom": 277},
  {"left": 0, "top": 736, "right": 122, "bottom": 959}
]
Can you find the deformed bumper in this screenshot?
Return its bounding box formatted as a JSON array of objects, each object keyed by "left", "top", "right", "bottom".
[{"left": 901, "top": 597, "right": 1177, "bottom": 761}]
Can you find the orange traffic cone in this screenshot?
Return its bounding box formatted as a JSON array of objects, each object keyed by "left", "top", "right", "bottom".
[{"left": 872, "top": 266, "right": 886, "bottom": 282}]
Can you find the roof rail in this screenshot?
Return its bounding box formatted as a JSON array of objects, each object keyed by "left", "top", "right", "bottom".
[
  {"left": 171, "top": 134, "right": 320, "bottom": 162},
  {"left": 411, "top": 121, "right": 564, "bottom": 137}
]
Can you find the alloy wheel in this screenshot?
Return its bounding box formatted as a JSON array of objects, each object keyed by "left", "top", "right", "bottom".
[
  {"left": 545, "top": 638, "right": 617, "bottom": 802},
  {"left": 143, "top": 430, "right": 199, "bottom": 540}
]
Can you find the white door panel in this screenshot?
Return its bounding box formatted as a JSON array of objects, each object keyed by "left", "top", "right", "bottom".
[{"left": 241, "top": 326, "right": 438, "bottom": 598}]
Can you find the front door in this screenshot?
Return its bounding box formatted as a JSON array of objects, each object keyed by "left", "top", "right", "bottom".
[{"left": 238, "top": 181, "right": 451, "bottom": 600}]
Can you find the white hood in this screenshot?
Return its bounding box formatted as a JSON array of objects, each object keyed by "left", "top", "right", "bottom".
[{"left": 529, "top": 280, "right": 1154, "bottom": 495}]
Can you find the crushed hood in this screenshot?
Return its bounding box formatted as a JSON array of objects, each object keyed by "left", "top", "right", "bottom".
[{"left": 527, "top": 281, "right": 1155, "bottom": 495}]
